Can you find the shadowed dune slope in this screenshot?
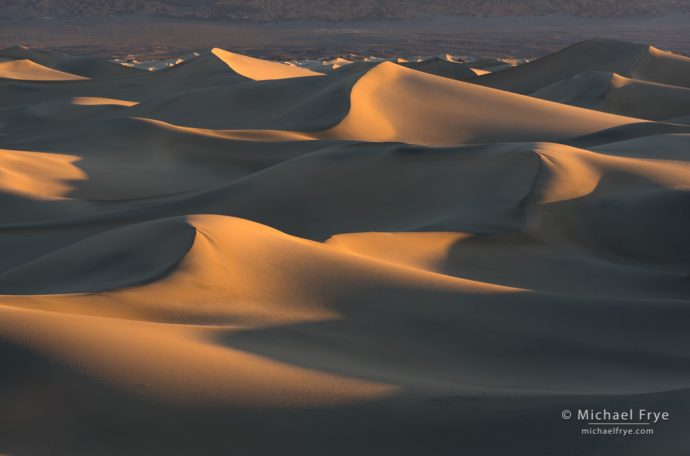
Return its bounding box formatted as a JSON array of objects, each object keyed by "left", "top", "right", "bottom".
[
  {"left": 0, "top": 59, "right": 356, "bottom": 133},
  {"left": 128, "top": 68, "right": 360, "bottom": 130},
  {"left": 0, "top": 49, "right": 275, "bottom": 114},
  {"left": 475, "top": 39, "right": 690, "bottom": 94},
  {"left": 0, "top": 46, "right": 137, "bottom": 78},
  {"left": 0, "top": 118, "right": 346, "bottom": 205},
  {"left": 532, "top": 72, "right": 690, "bottom": 120},
  {"left": 320, "top": 62, "right": 639, "bottom": 145},
  {"left": 668, "top": 114, "right": 690, "bottom": 125},
  {"left": 401, "top": 57, "right": 478, "bottom": 80},
  {"left": 0, "top": 218, "right": 196, "bottom": 294}
]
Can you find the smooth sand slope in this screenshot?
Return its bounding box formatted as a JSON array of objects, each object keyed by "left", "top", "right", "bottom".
[
  {"left": 400, "top": 57, "right": 478, "bottom": 80},
  {"left": 0, "top": 45, "right": 137, "bottom": 78},
  {"left": 0, "top": 59, "right": 87, "bottom": 81},
  {"left": 319, "top": 62, "right": 639, "bottom": 145},
  {"left": 475, "top": 39, "right": 690, "bottom": 94},
  {"left": 1, "top": 41, "right": 690, "bottom": 456},
  {"left": 211, "top": 48, "right": 324, "bottom": 80},
  {"left": 85, "top": 60, "right": 641, "bottom": 146},
  {"left": 532, "top": 71, "right": 690, "bottom": 120}
]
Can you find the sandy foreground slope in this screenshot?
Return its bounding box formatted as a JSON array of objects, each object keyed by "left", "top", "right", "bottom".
[{"left": 0, "top": 40, "right": 690, "bottom": 455}]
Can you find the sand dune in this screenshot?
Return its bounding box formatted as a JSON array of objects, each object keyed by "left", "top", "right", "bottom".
[
  {"left": 0, "top": 217, "right": 195, "bottom": 294},
  {"left": 327, "top": 57, "right": 352, "bottom": 70},
  {"left": 668, "top": 114, "right": 690, "bottom": 125},
  {"left": 532, "top": 71, "right": 690, "bottom": 120},
  {"left": 0, "top": 58, "right": 87, "bottom": 81},
  {"left": 400, "top": 57, "right": 478, "bottom": 80},
  {"left": 1, "top": 41, "right": 690, "bottom": 455},
  {"left": 0, "top": 45, "right": 136, "bottom": 78},
  {"left": 476, "top": 39, "right": 690, "bottom": 94},
  {"left": 320, "top": 62, "right": 639, "bottom": 145},
  {"left": 71, "top": 96, "right": 139, "bottom": 107},
  {"left": 469, "top": 57, "right": 520, "bottom": 73},
  {"left": 0, "top": 148, "right": 85, "bottom": 199},
  {"left": 118, "top": 62, "right": 643, "bottom": 146},
  {"left": 211, "top": 48, "right": 324, "bottom": 80},
  {"left": 470, "top": 67, "right": 491, "bottom": 76},
  {"left": 126, "top": 65, "right": 360, "bottom": 130}
]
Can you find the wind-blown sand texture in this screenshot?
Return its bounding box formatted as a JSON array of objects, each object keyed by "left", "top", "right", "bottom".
[{"left": 1, "top": 40, "right": 690, "bottom": 455}]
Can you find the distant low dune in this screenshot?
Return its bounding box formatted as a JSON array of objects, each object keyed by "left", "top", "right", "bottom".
[{"left": 0, "top": 58, "right": 86, "bottom": 81}]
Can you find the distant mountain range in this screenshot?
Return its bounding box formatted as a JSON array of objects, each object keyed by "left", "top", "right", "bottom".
[{"left": 1, "top": 0, "right": 689, "bottom": 21}]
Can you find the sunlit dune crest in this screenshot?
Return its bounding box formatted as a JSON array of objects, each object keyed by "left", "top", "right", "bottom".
[
  {"left": 0, "top": 149, "right": 86, "bottom": 199},
  {"left": 320, "top": 61, "right": 640, "bottom": 146},
  {"left": 0, "top": 58, "right": 87, "bottom": 81},
  {"left": 470, "top": 67, "right": 491, "bottom": 76},
  {"left": 211, "top": 48, "right": 324, "bottom": 80},
  {"left": 71, "top": 96, "right": 139, "bottom": 107}
]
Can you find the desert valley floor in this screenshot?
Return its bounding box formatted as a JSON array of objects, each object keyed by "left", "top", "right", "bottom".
[{"left": 1, "top": 39, "right": 690, "bottom": 455}]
